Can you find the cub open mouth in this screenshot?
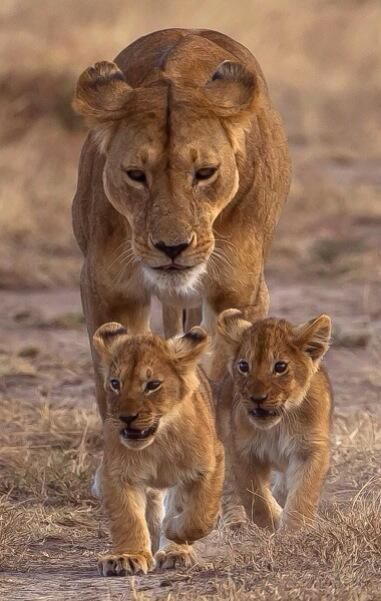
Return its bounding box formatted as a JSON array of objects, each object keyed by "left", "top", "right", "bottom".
[
  {"left": 120, "top": 423, "right": 158, "bottom": 440},
  {"left": 249, "top": 408, "right": 277, "bottom": 419}
]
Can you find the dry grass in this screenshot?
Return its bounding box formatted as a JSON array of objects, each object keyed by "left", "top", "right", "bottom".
[{"left": 0, "top": 393, "right": 379, "bottom": 600}]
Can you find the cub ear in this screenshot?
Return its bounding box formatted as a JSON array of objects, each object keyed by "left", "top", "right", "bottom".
[
  {"left": 204, "top": 61, "right": 257, "bottom": 115},
  {"left": 217, "top": 309, "right": 252, "bottom": 349},
  {"left": 294, "top": 314, "right": 332, "bottom": 362},
  {"left": 93, "top": 322, "right": 128, "bottom": 361},
  {"left": 72, "top": 61, "right": 132, "bottom": 123},
  {"left": 169, "top": 326, "right": 209, "bottom": 368}
]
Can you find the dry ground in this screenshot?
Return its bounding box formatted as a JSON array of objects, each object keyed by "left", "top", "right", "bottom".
[{"left": 0, "top": 1, "right": 380, "bottom": 600}]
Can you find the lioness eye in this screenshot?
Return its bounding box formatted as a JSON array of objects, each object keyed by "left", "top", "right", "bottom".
[
  {"left": 237, "top": 360, "right": 249, "bottom": 374},
  {"left": 145, "top": 380, "right": 162, "bottom": 392},
  {"left": 194, "top": 167, "right": 217, "bottom": 182},
  {"left": 274, "top": 361, "right": 288, "bottom": 374},
  {"left": 109, "top": 378, "right": 121, "bottom": 392},
  {"left": 126, "top": 169, "right": 147, "bottom": 184}
]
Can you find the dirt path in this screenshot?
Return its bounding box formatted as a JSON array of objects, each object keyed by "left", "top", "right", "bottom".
[{"left": 0, "top": 280, "right": 380, "bottom": 600}]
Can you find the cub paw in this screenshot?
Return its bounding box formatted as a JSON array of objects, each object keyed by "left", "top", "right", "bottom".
[
  {"left": 165, "top": 518, "right": 210, "bottom": 544},
  {"left": 155, "top": 543, "right": 196, "bottom": 570},
  {"left": 98, "top": 552, "right": 153, "bottom": 577}
]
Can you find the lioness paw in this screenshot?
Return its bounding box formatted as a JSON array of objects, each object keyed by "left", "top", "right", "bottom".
[
  {"left": 155, "top": 543, "right": 196, "bottom": 570},
  {"left": 98, "top": 552, "right": 153, "bottom": 577}
]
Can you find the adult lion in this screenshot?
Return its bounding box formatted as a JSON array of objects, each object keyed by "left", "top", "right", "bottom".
[{"left": 72, "top": 29, "right": 290, "bottom": 419}]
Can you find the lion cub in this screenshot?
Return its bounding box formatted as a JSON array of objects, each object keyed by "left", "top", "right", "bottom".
[
  {"left": 92, "top": 323, "right": 224, "bottom": 576},
  {"left": 216, "top": 310, "right": 332, "bottom": 531}
]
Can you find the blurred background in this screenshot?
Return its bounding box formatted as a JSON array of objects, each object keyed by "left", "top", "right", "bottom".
[{"left": 0, "top": 0, "right": 380, "bottom": 289}]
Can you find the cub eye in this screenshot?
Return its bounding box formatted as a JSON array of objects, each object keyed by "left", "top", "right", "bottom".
[
  {"left": 237, "top": 360, "right": 249, "bottom": 374},
  {"left": 109, "top": 378, "right": 121, "bottom": 392},
  {"left": 194, "top": 166, "right": 217, "bottom": 182},
  {"left": 145, "top": 380, "right": 162, "bottom": 393},
  {"left": 274, "top": 361, "right": 288, "bottom": 374},
  {"left": 126, "top": 169, "right": 147, "bottom": 184}
]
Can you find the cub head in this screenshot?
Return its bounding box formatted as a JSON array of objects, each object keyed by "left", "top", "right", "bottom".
[
  {"left": 93, "top": 322, "right": 208, "bottom": 450},
  {"left": 73, "top": 59, "right": 259, "bottom": 293},
  {"left": 217, "top": 310, "right": 331, "bottom": 430}
]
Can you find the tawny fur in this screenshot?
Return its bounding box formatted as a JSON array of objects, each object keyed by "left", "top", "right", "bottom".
[
  {"left": 92, "top": 323, "right": 224, "bottom": 576},
  {"left": 216, "top": 310, "right": 332, "bottom": 531},
  {"left": 71, "top": 29, "right": 291, "bottom": 419}
]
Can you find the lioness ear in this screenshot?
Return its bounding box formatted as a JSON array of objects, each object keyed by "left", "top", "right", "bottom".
[
  {"left": 169, "top": 326, "right": 208, "bottom": 368},
  {"left": 294, "top": 314, "right": 332, "bottom": 362},
  {"left": 204, "top": 61, "right": 257, "bottom": 115},
  {"left": 93, "top": 322, "right": 128, "bottom": 361},
  {"left": 73, "top": 61, "right": 132, "bottom": 123},
  {"left": 217, "top": 309, "right": 252, "bottom": 349}
]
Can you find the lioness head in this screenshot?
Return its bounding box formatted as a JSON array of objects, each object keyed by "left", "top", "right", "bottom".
[
  {"left": 218, "top": 310, "right": 331, "bottom": 430},
  {"left": 73, "top": 60, "right": 258, "bottom": 293},
  {"left": 93, "top": 322, "right": 208, "bottom": 450}
]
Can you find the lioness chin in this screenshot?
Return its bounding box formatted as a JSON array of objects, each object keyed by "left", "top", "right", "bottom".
[
  {"left": 216, "top": 310, "right": 332, "bottom": 531},
  {"left": 92, "top": 322, "right": 224, "bottom": 576}
]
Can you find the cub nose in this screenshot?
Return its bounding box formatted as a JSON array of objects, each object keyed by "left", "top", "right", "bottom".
[
  {"left": 250, "top": 394, "right": 268, "bottom": 405},
  {"left": 154, "top": 240, "right": 190, "bottom": 260},
  {"left": 119, "top": 414, "right": 139, "bottom": 426}
]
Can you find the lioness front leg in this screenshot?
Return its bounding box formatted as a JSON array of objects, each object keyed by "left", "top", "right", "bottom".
[
  {"left": 99, "top": 479, "right": 153, "bottom": 576},
  {"left": 221, "top": 451, "right": 247, "bottom": 529},
  {"left": 281, "top": 448, "right": 330, "bottom": 531},
  {"left": 80, "top": 268, "right": 151, "bottom": 420},
  {"left": 164, "top": 448, "right": 224, "bottom": 545}
]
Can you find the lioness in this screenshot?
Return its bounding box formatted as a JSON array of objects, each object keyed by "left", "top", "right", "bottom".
[
  {"left": 216, "top": 309, "right": 332, "bottom": 531},
  {"left": 72, "top": 28, "right": 291, "bottom": 418},
  {"left": 92, "top": 322, "right": 224, "bottom": 576}
]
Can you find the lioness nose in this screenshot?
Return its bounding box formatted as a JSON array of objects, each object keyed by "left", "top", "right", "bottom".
[
  {"left": 250, "top": 394, "right": 268, "bottom": 404},
  {"left": 154, "top": 240, "right": 190, "bottom": 260},
  {"left": 119, "top": 413, "right": 139, "bottom": 426}
]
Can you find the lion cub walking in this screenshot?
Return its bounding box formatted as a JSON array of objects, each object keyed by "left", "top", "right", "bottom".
[
  {"left": 216, "top": 310, "right": 332, "bottom": 531},
  {"left": 92, "top": 323, "right": 224, "bottom": 576}
]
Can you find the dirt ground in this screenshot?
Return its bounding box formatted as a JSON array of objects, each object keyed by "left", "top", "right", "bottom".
[{"left": 0, "top": 1, "right": 380, "bottom": 600}]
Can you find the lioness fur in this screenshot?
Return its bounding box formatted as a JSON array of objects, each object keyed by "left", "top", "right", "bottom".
[
  {"left": 72, "top": 29, "right": 291, "bottom": 419},
  {"left": 216, "top": 310, "right": 332, "bottom": 531},
  {"left": 92, "top": 322, "right": 224, "bottom": 576}
]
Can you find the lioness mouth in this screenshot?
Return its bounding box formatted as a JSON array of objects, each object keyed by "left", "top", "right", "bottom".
[
  {"left": 249, "top": 408, "right": 277, "bottom": 419},
  {"left": 153, "top": 265, "right": 193, "bottom": 272},
  {"left": 120, "top": 423, "right": 158, "bottom": 440}
]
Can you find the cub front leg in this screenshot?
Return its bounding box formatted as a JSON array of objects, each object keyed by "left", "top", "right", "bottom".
[
  {"left": 235, "top": 461, "right": 282, "bottom": 531},
  {"left": 99, "top": 477, "right": 153, "bottom": 577},
  {"left": 164, "top": 446, "right": 224, "bottom": 544},
  {"left": 155, "top": 489, "right": 196, "bottom": 570},
  {"left": 146, "top": 488, "right": 164, "bottom": 555},
  {"left": 281, "top": 447, "right": 330, "bottom": 530}
]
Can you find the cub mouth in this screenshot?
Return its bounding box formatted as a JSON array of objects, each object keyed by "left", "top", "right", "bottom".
[
  {"left": 249, "top": 408, "right": 278, "bottom": 419},
  {"left": 120, "top": 423, "right": 158, "bottom": 441}
]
